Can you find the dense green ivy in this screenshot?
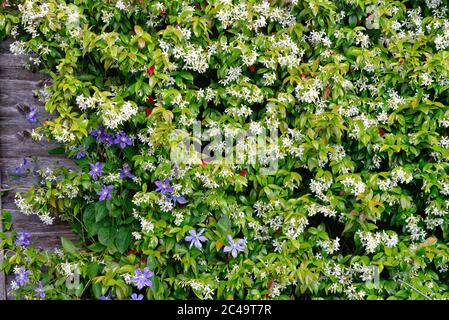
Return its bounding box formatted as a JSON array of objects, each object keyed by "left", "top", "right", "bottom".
[{"left": 2, "top": 0, "right": 449, "bottom": 300}]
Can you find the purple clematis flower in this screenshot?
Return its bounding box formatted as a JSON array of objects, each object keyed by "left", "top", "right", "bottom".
[
  {"left": 155, "top": 178, "right": 174, "bottom": 194},
  {"left": 130, "top": 293, "right": 144, "bottom": 300},
  {"left": 104, "top": 134, "right": 115, "bottom": 145},
  {"left": 15, "top": 267, "right": 30, "bottom": 287},
  {"left": 75, "top": 145, "right": 88, "bottom": 159},
  {"left": 100, "top": 292, "right": 112, "bottom": 300},
  {"left": 15, "top": 231, "right": 31, "bottom": 247},
  {"left": 166, "top": 194, "right": 188, "bottom": 205},
  {"left": 185, "top": 229, "right": 208, "bottom": 250},
  {"left": 119, "top": 164, "right": 135, "bottom": 179},
  {"left": 26, "top": 105, "right": 38, "bottom": 123},
  {"left": 114, "top": 131, "right": 132, "bottom": 149},
  {"left": 131, "top": 267, "right": 153, "bottom": 290},
  {"left": 15, "top": 158, "right": 27, "bottom": 174},
  {"left": 89, "top": 162, "right": 104, "bottom": 180},
  {"left": 223, "top": 235, "right": 246, "bottom": 258},
  {"left": 98, "top": 185, "right": 113, "bottom": 201},
  {"left": 34, "top": 281, "right": 45, "bottom": 299},
  {"left": 91, "top": 125, "right": 114, "bottom": 144},
  {"left": 90, "top": 125, "right": 105, "bottom": 140}
]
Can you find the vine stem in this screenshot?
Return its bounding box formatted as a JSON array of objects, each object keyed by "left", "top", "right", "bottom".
[{"left": 397, "top": 279, "right": 433, "bottom": 300}]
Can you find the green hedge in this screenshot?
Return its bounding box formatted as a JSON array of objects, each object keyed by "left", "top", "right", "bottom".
[{"left": 1, "top": 0, "right": 449, "bottom": 300}]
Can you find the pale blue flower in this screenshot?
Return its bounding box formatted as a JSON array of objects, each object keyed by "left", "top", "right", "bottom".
[
  {"left": 185, "top": 229, "right": 208, "bottom": 250},
  {"left": 223, "top": 234, "right": 245, "bottom": 258}
]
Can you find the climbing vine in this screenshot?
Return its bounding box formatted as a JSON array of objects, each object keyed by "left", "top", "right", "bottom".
[{"left": 2, "top": 0, "right": 449, "bottom": 300}]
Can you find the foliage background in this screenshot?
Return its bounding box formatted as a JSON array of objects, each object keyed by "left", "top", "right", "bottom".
[{"left": 2, "top": 0, "right": 449, "bottom": 300}]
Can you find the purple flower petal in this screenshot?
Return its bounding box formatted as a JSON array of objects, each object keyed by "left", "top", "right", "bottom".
[
  {"left": 26, "top": 106, "right": 38, "bottom": 123},
  {"left": 15, "top": 231, "right": 31, "bottom": 247},
  {"left": 131, "top": 267, "right": 154, "bottom": 290},
  {"left": 98, "top": 185, "right": 113, "bottom": 201},
  {"left": 131, "top": 293, "right": 144, "bottom": 300},
  {"left": 194, "top": 240, "right": 203, "bottom": 250},
  {"left": 89, "top": 162, "right": 104, "bottom": 180},
  {"left": 185, "top": 228, "right": 208, "bottom": 251},
  {"left": 175, "top": 196, "right": 187, "bottom": 204},
  {"left": 223, "top": 235, "right": 245, "bottom": 258},
  {"left": 14, "top": 267, "right": 30, "bottom": 287},
  {"left": 236, "top": 239, "right": 246, "bottom": 246}
]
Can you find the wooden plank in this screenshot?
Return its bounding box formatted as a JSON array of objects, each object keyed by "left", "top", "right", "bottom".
[
  {"left": 0, "top": 39, "right": 78, "bottom": 299},
  {"left": 5, "top": 275, "right": 13, "bottom": 300},
  {"left": 0, "top": 166, "right": 6, "bottom": 300},
  {"left": 0, "top": 157, "right": 75, "bottom": 190},
  {"left": 0, "top": 132, "right": 65, "bottom": 159},
  {"left": 0, "top": 141, "right": 60, "bottom": 158},
  {"left": 0, "top": 103, "right": 50, "bottom": 119},
  {"left": 0, "top": 39, "right": 13, "bottom": 52},
  {"left": 0, "top": 54, "right": 45, "bottom": 81},
  {"left": 0, "top": 78, "right": 45, "bottom": 90},
  {"left": 3, "top": 208, "right": 79, "bottom": 233},
  {"left": 5, "top": 276, "right": 12, "bottom": 300},
  {"left": 0, "top": 86, "right": 50, "bottom": 102},
  {"left": 0, "top": 80, "right": 50, "bottom": 111}
]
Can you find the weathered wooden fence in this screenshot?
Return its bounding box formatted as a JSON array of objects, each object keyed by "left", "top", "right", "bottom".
[{"left": 0, "top": 39, "right": 76, "bottom": 299}]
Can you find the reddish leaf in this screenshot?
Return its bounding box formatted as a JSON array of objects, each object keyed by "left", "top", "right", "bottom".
[
  {"left": 147, "top": 65, "right": 155, "bottom": 76},
  {"left": 248, "top": 65, "right": 256, "bottom": 74},
  {"left": 323, "top": 85, "right": 331, "bottom": 99}
]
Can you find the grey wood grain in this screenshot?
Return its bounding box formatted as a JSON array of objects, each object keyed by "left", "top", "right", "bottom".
[
  {"left": 0, "top": 161, "right": 5, "bottom": 300},
  {"left": 5, "top": 276, "right": 13, "bottom": 300},
  {"left": 1, "top": 157, "right": 76, "bottom": 190},
  {"left": 0, "top": 54, "right": 45, "bottom": 81},
  {"left": 0, "top": 103, "right": 50, "bottom": 120},
  {"left": 0, "top": 39, "right": 13, "bottom": 52},
  {"left": 0, "top": 39, "right": 78, "bottom": 299}
]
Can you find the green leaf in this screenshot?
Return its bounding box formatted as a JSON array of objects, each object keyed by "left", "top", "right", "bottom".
[
  {"left": 92, "top": 283, "right": 102, "bottom": 299},
  {"left": 115, "top": 227, "right": 132, "bottom": 253},
  {"left": 98, "top": 225, "right": 114, "bottom": 246},
  {"left": 87, "top": 243, "right": 106, "bottom": 252},
  {"left": 178, "top": 71, "right": 193, "bottom": 81},
  {"left": 83, "top": 204, "right": 96, "bottom": 235},
  {"left": 216, "top": 214, "right": 231, "bottom": 235},
  {"left": 87, "top": 262, "right": 100, "bottom": 277},
  {"left": 61, "top": 237, "right": 77, "bottom": 255},
  {"left": 48, "top": 147, "right": 65, "bottom": 155},
  {"left": 134, "top": 25, "right": 144, "bottom": 36},
  {"left": 95, "top": 201, "right": 108, "bottom": 222}
]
